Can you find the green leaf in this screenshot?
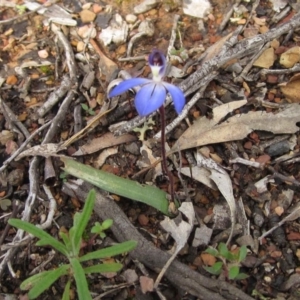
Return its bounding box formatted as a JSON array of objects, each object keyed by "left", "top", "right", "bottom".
[
  {"left": 234, "top": 272, "right": 249, "bottom": 280},
  {"left": 62, "top": 280, "right": 71, "bottom": 300},
  {"left": 70, "top": 258, "right": 92, "bottom": 300},
  {"left": 91, "top": 222, "right": 102, "bottom": 234},
  {"left": 101, "top": 219, "right": 113, "bottom": 230},
  {"left": 81, "top": 103, "right": 88, "bottom": 111},
  {"left": 84, "top": 263, "right": 123, "bottom": 274},
  {"left": 88, "top": 109, "right": 96, "bottom": 116},
  {"left": 8, "top": 219, "right": 68, "bottom": 256},
  {"left": 61, "top": 158, "right": 171, "bottom": 216},
  {"left": 203, "top": 262, "right": 223, "bottom": 275},
  {"left": 69, "top": 189, "right": 95, "bottom": 256},
  {"left": 23, "top": 265, "right": 69, "bottom": 299},
  {"left": 80, "top": 240, "right": 137, "bottom": 262},
  {"left": 204, "top": 247, "right": 219, "bottom": 257},
  {"left": 59, "top": 231, "right": 72, "bottom": 252},
  {"left": 228, "top": 266, "right": 240, "bottom": 280},
  {"left": 238, "top": 245, "right": 248, "bottom": 262},
  {"left": 218, "top": 243, "right": 229, "bottom": 258}
]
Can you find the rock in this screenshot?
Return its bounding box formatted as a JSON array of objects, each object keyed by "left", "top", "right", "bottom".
[
  {"left": 79, "top": 10, "right": 96, "bottom": 23},
  {"left": 125, "top": 14, "right": 137, "bottom": 24},
  {"left": 125, "top": 142, "right": 140, "bottom": 155},
  {"left": 183, "top": 0, "right": 212, "bottom": 18},
  {"left": 99, "top": 13, "right": 128, "bottom": 45},
  {"left": 266, "top": 141, "right": 290, "bottom": 157},
  {"left": 134, "top": 0, "right": 159, "bottom": 14}
]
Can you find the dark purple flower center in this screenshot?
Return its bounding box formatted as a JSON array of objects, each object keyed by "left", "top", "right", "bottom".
[{"left": 152, "top": 53, "right": 163, "bottom": 66}]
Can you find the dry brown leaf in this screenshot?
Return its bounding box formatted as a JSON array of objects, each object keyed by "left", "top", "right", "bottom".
[
  {"left": 201, "top": 253, "right": 216, "bottom": 266},
  {"left": 175, "top": 103, "right": 300, "bottom": 151},
  {"left": 72, "top": 132, "right": 136, "bottom": 156},
  {"left": 280, "top": 73, "right": 300, "bottom": 102},
  {"left": 253, "top": 16, "right": 266, "bottom": 26},
  {"left": 280, "top": 46, "right": 300, "bottom": 68},
  {"left": 253, "top": 47, "right": 275, "bottom": 68}
]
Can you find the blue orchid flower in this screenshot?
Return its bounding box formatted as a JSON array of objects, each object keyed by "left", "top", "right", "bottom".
[{"left": 109, "top": 50, "right": 185, "bottom": 116}]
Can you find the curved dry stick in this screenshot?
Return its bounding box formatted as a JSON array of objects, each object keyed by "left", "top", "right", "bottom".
[{"left": 62, "top": 180, "right": 254, "bottom": 300}]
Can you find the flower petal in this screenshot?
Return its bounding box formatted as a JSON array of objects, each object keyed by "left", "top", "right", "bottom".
[
  {"left": 135, "top": 83, "right": 166, "bottom": 116},
  {"left": 163, "top": 82, "right": 185, "bottom": 114},
  {"left": 109, "top": 78, "right": 151, "bottom": 97}
]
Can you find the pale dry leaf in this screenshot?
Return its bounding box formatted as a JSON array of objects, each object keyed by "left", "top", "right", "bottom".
[
  {"left": 253, "top": 47, "right": 275, "bottom": 68},
  {"left": 196, "top": 152, "right": 236, "bottom": 244},
  {"left": 72, "top": 132, "right": 136, "bottom": 156},
  {"left": 213, "top": 99, "right": 247, "bottom": 123},
  {"left": 93, "top": 147, "right": 118, "bottom": 169},
  {"left": 160, "top": 202, "right": 195, "bottom": 250},
  {"left": 180, "top": 166, "right": 217, "bottom": 190},
  {"left": 175, "top": 103, "right": 300, "bottom": 151},
  {"left": 269, "top": 0, "right": 288, "bottom": 12},
  {"left": 137, "top": 142, "right": 162, "bottom": 179},
  {"left": 192, "top": 225, "right": 213, "bottom": 247},
  {"left": 280, "top": 46, "right": 300, "bottom": 68},
  {"left": 15, "top": 143, "right": 66, "bottom": 160},
  {"left": 253, "top": 16, "right": 267, "bottom": 26},
  {"left": 210, "top": 169, "right": 236, "bottom": 243},
  {"left": 280, "top": 73, "right": 300, "bottom": 102}
]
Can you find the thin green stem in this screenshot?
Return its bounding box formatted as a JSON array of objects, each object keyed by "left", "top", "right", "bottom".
[{"left": 159, "top": 106, "right": 175, "bottom": 203}]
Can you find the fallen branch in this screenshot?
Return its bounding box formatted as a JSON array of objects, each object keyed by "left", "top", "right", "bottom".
[{"left": 62, "top": 180, "right": 254, "bottom": 300}]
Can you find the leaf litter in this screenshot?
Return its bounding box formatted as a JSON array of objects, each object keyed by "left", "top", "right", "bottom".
[{"left": 3, "top": 0, "right": 300, "bottom": 299}]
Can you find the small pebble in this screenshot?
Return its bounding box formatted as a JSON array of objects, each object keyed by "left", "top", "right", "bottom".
[
  {"left": 266, "top": 141, "right": 290, "bottom": 157},
  {"left": 125, "top": 14, "right": 138, "bottom": 23},
  {"left": 138, "top": 214, "right": 149, "bottom": 226},
  {"left": 79, "top": 10, "right": 96, "bottom": 23},
  {"left": 38, "top": 49, "right": 48, "bottom": 58},
  {"left": 92, "top": 4, "right": 103, "bottom": 14}
]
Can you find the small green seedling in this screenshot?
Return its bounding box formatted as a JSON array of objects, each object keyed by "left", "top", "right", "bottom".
[
  {"left": 16, "top": 5, "right": 27, "bottom": 14},
  {"left": 203, "top": 243, "right": 248, "bottom": 280},
  {"left": 91, "top": 219, "right": 113, "bottom": 239},
  {"left": 8, "top": 189, "right": 137, "bottom": 299},
  {"left": 81, "top": 103, "right": 96, "bottom": 116}
]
